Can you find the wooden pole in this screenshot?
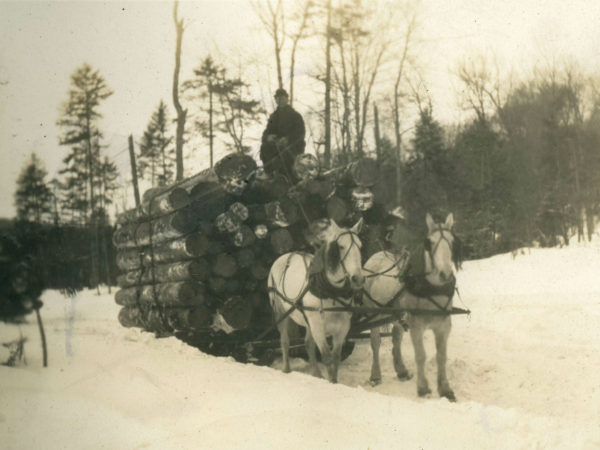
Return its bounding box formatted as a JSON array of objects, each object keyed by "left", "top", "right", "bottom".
[
  {"left": 373, "top": 104, "right": 381, "bottom": 163},
  {"left": 128, "top": 134, "right": 141, "bottom": 207},
  {"left": 324, "top": 0, "right": 332, "bottom": 168}
]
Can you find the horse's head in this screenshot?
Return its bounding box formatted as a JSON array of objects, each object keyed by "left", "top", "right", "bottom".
[
  {"left": 320, "top": 218, "right": 365, "bottom": 290},
  {"left": 425, "top": 213, "right": 457, "bottom": 284}
]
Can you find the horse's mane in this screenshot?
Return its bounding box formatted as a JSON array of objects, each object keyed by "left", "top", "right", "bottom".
[{"left": 452, "top": 234, "right": 464, "bottom": 270}]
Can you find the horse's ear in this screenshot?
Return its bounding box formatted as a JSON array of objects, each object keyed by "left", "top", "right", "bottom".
[
  {"left": 445, "top": 213, "right": 454, "bottom": 229},
  {"left": 425, "top": 213, "right": 435, "bottom": 232},
  {"left": 350, "top": 217, "right": 364, "bottom": 235}
]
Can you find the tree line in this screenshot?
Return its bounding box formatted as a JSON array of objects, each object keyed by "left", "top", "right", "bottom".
[{"left": 11, "top": 0, "right": 600, "bottom": 294}]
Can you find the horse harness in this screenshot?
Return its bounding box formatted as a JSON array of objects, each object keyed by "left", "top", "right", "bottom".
[
  {"left": 268, "top": 231, "right": 363, "bottom": 321},
  {"left": 363, "top": 226, "right": 457, "bottom": 314}
]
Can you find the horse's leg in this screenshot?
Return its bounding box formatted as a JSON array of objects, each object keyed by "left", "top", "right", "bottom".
[
  {"left": 304, "top": 327, "right": 322, "bottom": 378},
  {"left": 392, "top": 321, "right": 411, "bottom": 381},
  {"left": 434, "top": 317, "right": 455, "bottom": 402},
  {"left": 329, "top": 317, "right": 351, "bottom": 384},
  {"left": 307, "top": 315, "right": 333, "bottom": 379},
  {"left": 369, "top": 326, "right": 382, "bottom": 386},
  {"left": 277, "top": 315, "right": 291, "bottom": 374},
  {"left": 409, "top": 317, "right": 431, "bottom": 397}
]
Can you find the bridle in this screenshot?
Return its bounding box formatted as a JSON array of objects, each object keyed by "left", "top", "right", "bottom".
[
  {"left": 425, "top": 224, "right": 455, "bottom": 277},
  {"left": 327, "top": 230, "right": 362, "bottom": 287}
]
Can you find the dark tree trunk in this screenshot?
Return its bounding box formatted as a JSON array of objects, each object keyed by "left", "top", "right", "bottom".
[{"left": 35, "top": 307, "right": 47, "bottom": 368}]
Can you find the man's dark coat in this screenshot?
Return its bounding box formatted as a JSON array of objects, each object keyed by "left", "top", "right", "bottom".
[{"left": 260, "top": 104, "right": 305, "bottom": 179}]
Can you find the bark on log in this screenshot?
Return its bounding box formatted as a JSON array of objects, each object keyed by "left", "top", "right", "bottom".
[
  {"left": 118, "top": 306, "right": 170, "bottom": 332},
  {"left": 115, "top": 281, "right": 205, "bottom": 307},
  {"left": 118, "top": 304, "right": 212, "bottom": 331},
  {"left": 115, "top": 233, "right": 210, "bottom": 271},
  {"left": 116, "top": 259, "right": 210, "bottom": 288},
  {"left": 141, "top": 187, "right": 190, "bottom": 217},
  {"left": 113, "top": 209, "right": 196, "bottom": 249},
  {"left": 142, "top": 167, "right": 217, "bottom": 204}
]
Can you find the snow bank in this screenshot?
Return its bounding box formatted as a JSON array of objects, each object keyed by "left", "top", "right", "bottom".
[{"left": 1, "top": 245, "right": 599, "bottom": 449}]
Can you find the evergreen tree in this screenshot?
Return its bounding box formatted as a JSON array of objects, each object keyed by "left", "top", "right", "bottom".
[
  {"left": 401, "top": 109, "right": 457, "bottom": 233},
  {"left": 14, "top": 153, "right": 53, "bottom": 223},
  {"left": 183, "top": 56, "right": 222, "bottom": 167},
  {"left": 212, "top": 71, "right": 264, "bottom": 154},
  {"left": 138, "top": 100, "right": 175, "bottom": 187},
  {"left": 56, "top": 63, "right": 112, "bottom": 287},
  {"left": 56, "top": 63, "right": 113, "bottom": 224}
]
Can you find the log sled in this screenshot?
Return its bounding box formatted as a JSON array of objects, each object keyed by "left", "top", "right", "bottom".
[{"left": 113, "top": 152, "right": 400, "bottom": 362}]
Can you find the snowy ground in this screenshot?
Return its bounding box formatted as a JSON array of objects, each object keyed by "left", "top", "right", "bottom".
[{"left": 1, "top": 243, "right": 599, "bottom": 449}]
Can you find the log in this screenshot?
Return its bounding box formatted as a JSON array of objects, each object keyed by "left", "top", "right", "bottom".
[
  {"left": 116, "top": 207, "right": 145, "bottom": 226},
  {"left": 113, "top": 209, "right": 195, "bottom": 249},
  {"left": 118, "top": 305, "right": 212, "bottom": 331},
  {"left": 229, "top": 202, "right": 249, "bottom": 222},
  {"left": 219, "top": 296, "right": 253, "bottom": 330},
  {"left": 212, "top": 253, "right": 238, "bottom": 278},
  {"left": 141, "top": 187, "right": 190, "bottom": 217},
  {"left": 234, "top": 248, "right": 255, "bottom": 269},
  {"left": 116, "top": 259, "right": 210, "bottom": 288},
  {"left": 270, "top": 228, "right": 294, "bottom": 255},
  {"left": 207, "top": 276, "right": 241, "bottom": 296},
  {"left": 115, "top": 281, "right": 205, "bottom": 307},
  {"left": 250, "top": 262, "right": 270, "bottom": 280},
  {"left": 232, "top": 225, "right": 256, "bottom": 248},
  {"left": 293, "top": 153, "right": 320, "bottom": 181},
  {"left": 215, "top": 211, "right": 241, "bottom": 233},
  {"left": 214, "top": 153, "right": 257, "bottom": 195},
  {"left": 142, "top": 167, "right": 217, "bottom": 204},
  {"left": 115, "top": 233, "right": 210, "bottom": 271},
  {"left": 118, "top": 306, "right": 170, "bottom": 332}
]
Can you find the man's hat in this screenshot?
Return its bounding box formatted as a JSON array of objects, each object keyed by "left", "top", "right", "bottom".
[{"left": 274, "top": 88, "right": 288, "bottom": 97}]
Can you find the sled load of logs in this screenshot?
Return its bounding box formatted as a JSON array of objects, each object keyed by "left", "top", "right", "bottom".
[{"left": 113, "top": 152, "right": 399, "bottom": 355}]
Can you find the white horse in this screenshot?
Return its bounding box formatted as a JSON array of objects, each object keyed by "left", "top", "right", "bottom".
[
  {"left": 268, "top": 218, "right": 364, "bottom": 383},
  {"left": 363, "top": 213, "right": 459, "bottom": 401}
]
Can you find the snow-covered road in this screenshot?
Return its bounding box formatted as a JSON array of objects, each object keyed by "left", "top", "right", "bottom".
[{"left": 1, "top": 245, "right": 599, "bottom": 449}]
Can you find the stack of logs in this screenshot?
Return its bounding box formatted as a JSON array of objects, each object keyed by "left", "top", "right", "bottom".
[{"left": 113, "top": 152, "right": 397, "bottom": 350}]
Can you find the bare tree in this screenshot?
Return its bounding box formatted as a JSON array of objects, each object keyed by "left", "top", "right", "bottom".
[
  {"left": 172, "top": 0, "right": 187, "bottom": 180},
  {"left": 253, "top": 0, "right": 286, "bottom": 90}
]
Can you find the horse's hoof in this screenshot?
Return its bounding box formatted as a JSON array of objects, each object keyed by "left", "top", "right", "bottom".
[
  {"left": 418, "top": 386, "right": 432, "bottom": 397},
  {"left": 369, "top": 378, "right": 382, "bottom": 387},
  {"left": 282, "top": 367, "right": 291, "bottom": 374},
  {"left": 396, "top": 371, "right": 412, "bottom": 381},
  {"left": 440, "top": 390, "right": 456, "bottom": 402}
]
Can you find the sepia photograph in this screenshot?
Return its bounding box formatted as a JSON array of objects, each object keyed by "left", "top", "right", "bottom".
[{"left": 1, "top": 0, "right": 599, "bottom": 448}]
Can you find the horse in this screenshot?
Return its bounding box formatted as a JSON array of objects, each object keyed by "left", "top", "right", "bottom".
[
  {"left": 268, "top": 218, "right": 364, "bottom": 383},
  {"left": 362, "top": 213, "right": 460, "bottom": 401}
]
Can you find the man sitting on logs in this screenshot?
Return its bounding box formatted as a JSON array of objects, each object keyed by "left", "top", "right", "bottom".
[{"left": 260, "top": 88, "right": 305, "bottom": 182}]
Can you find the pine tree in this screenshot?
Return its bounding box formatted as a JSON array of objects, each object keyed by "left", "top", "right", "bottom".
[
  {"left": 401, "top": 109, "right": 457, "bottom": 232},
  {"left": 57, "top": 63, "right": 113, "bottom": 224},
  {"left": 183, "top": 56, "right": 222, "bottom": 167},
  {"left": 56, "top": 63, "right": 112, "bottom": 287},
  {"left": 138, "top": 100, "right": 175, "bottom": 187},
  {"left": 212, "top": 72, "right": 264, "bottom": 154},
  {"left": 14, "top": 153, "right": 53, "bottom": 223}
]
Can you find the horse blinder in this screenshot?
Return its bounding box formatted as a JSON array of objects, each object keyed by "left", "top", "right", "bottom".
[{"left": 326, "top": 241, "right": 341, "bottom": 271}]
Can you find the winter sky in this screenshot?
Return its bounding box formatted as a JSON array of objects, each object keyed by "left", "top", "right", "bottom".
[{"left": 1, "top": 0, "right": 599, "bottom": 218}]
